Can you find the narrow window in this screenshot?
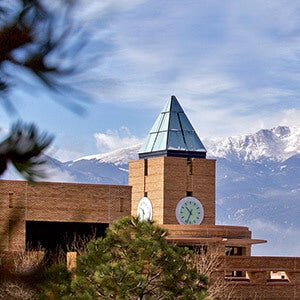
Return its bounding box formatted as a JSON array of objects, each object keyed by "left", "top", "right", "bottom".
[
  {"left": 186, "top": 191, "right": 193, "bottom": 197},
  {"left": 144, "top": 159, "right": 148, "bottom": 176},
  {"left": 144, "top": 192, "right": 148, "bottom": 197},
  {"left": 187, "top": 158, "right": 192, "bottom": 175}
]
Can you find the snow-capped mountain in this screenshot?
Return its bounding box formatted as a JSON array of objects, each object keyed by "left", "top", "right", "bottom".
[
  {"left": 63, "top": 145, "right": 141, "bottom": 185},
  {"left": 205, "top": 125, "right": 300, "bottom": 162},
  {"left": 73, "top": 145, "right": 140, "bottom": 166},
  {"left": 67, "top": 125, "right": 299, "bottom": 172},
  {"left": 1, "top": 126, "right": 299, "bottom": 256}
]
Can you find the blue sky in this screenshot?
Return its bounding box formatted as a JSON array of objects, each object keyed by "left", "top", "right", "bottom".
[{"left": 1, "top": 0, "right": 300, "bottom": 161}]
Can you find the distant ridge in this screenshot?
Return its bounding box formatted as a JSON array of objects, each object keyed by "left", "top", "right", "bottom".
[
  {"left": 205, "top": 125, "right": 300, "bottom": 161},
  {"left": 72, "top": 144, "right": 140, "bottom": 166},
  {"left": 72, "top": 125, "right": 299, "bottom": 166}
]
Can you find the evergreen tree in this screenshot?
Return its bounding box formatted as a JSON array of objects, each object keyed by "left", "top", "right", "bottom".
[{"left": 41, "top": 217, "right": 207, "bottom": 299}]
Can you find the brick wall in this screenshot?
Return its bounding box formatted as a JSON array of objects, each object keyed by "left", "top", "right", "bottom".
[
  {"left": 0, "top": 181, "right": 27, "bottom": 251},
  {"left": 129, "top": 156, "right": 216, "bottom": 225},
  {"left": 220, "top": 256, "right": 300, "bottom": 299},
  {"left": 0, "top": 180, "right": 131, "bottom": 251}
]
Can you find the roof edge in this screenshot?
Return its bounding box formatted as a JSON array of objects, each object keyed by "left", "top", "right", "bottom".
[{"left": 139, "top": 149, "right": 206, "bottom": 159}]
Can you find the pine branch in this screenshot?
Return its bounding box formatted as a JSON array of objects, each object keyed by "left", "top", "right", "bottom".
[{"left": 0, "top": 122, "right": 53, "bottom": 181}]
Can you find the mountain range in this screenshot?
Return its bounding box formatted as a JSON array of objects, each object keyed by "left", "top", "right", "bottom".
[{"left": 2, "top": 125, "right": 299, "bottom": 256}]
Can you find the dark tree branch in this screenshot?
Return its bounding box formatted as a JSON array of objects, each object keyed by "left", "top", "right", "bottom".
[{"left": 0, "top": 122, "right": 53, "bottom": 181}]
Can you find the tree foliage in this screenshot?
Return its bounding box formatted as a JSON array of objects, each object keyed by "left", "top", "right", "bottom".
[
  {"left": 41, "top": 217, "right": 207, "bottom": 299},
  {"left": 0, "top": 0, "right": 84, "bottom": 105},
  {"left": 0, "top": 0, "right": 90, "bottom": 181},
  {"left": 0, "top": 122, "right": 53, "bottom": 181}
]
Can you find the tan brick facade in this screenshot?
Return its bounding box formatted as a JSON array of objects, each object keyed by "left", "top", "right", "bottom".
[
  {"left": 0, "top": 180, "right": 131, "bottom": 251},
  {"left": 129, "top": 156, "right": 216, "bottom": 224}
]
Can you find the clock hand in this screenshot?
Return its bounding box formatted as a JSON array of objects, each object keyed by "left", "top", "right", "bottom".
[
  {"left": 186, "top": 209, "right": 193, "bottom": 223},
  {"left": 186, "top": 212, "right": 191, "bottom": 223},
  {"left": 185, "top": 206, "right": 192, "bottom": 214}
]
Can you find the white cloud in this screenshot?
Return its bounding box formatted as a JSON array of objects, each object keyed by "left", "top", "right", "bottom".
[
  {"left": 94, "top": 127, "right": 143, "bottom": 153},
  {"left": 4, "top": 0, "right": 300, "bottom": 155},
  {"left": 187, "top": 105, "right": 300, "bottom": 140},
  {"left": 86, "top": 0, "right": 300, "bottom": 115},
  {"left": 74, "top": 0, "right": 147, "bottom": 19},
  {"left": 175, "top": 74, "right": 238, "bottom": 98},
  {"left": 279, "top": 109, "right": 300, "bottom": 127}
]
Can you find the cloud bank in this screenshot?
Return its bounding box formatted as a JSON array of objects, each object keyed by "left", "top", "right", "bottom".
[
  {"left": 94, "top": 127, "right": 143, "bottom": 153},
  {"left": 81, "top": 0, "right": 300, "bottom": 137}
]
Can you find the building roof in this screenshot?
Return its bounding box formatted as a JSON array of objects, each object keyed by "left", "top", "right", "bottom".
[{"left": 138, "top": 95, "right": 207, "bottom": 159}]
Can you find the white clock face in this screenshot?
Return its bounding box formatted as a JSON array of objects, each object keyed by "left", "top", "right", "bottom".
[
  {"left": 176, "top": 196, "right": 204, "bottom": 225},
  {"left": 137, "top": 197, "right": 153, "bottom": 221}
]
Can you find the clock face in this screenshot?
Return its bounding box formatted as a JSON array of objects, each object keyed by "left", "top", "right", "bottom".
[
  {"left": 137, "top": 197, "right": 153, "bottom": 221},
  {"left": 176, "top": 197, "right": 204, "bottom": 225}
]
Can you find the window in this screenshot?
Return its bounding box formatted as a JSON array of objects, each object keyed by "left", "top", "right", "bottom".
[
  {"left": 226, "top": 246, "right": 244, "bottom": 256},
  {"left": 269, "top": 271, "right": 289, "bottom": 282},
  {"left": 186, "top": 191, "right": 193, "bottom": 196},
  {"left": 187, "top": 158, "right": 192, "bottom": 175},
  {"left": 225, "top": 270, "right": 244, "bottom": 278},
  {"left": 144, "top": 159, "right": 148, "bottom": 176}
]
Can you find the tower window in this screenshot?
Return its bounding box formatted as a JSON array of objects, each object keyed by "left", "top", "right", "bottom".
[
  {"left": 144, "top": 159, "right": 148, "bottom": 176},
  {"left": 187, "top": 158, "right": 192, "bottom": 175},
  {"left": 186, "top": 191, "right": 193, "bottom": 196}
]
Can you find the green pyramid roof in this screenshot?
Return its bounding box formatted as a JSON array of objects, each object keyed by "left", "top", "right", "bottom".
[{"left": 139, "top": 96, "right": 206, "bottom": 159}]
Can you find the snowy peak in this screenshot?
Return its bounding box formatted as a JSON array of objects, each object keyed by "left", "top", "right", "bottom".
[
  {"left": 206, "top": 126, "right": 300, "bottom": 162},
  {"left": 71, "top": 144, "right": 141, "bottom": 166},
  {"left": 272, "top": 125, "right": 291, "bottom": 138},
  {"left": 70, "top": 126, "right": 299, "bottom": 166}
]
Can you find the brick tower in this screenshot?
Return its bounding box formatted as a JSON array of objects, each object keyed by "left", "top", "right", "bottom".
[{"left": 129, "top": 95, "right": 215, "bottom": 225}]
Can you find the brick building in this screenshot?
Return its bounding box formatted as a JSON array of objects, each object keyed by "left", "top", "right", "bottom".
[{"left": 0, "top": 96, "right": 299, "bottom": 299}]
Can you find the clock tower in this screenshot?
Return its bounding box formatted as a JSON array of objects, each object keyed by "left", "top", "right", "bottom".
[{"left": 129, "top": 96, "right": 215, "bottom": 225}]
